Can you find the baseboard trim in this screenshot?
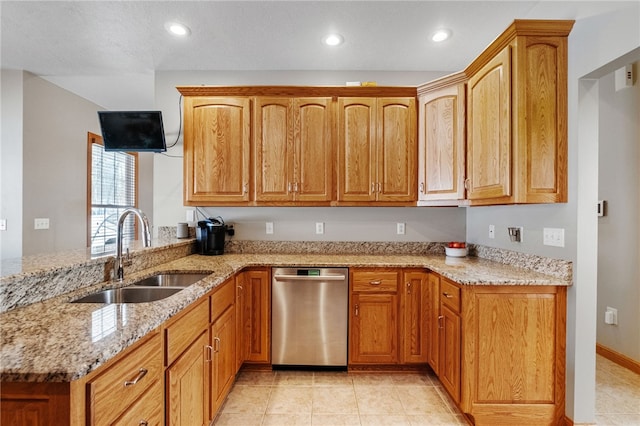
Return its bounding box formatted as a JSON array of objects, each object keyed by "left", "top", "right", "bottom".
[{"left": 596, "top": 343, "right": 640, "bottom": 375}]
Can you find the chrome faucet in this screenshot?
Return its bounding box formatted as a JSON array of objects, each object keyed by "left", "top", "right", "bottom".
[{"left": 115, "top": 207, "right": 151, "bottom": 281}]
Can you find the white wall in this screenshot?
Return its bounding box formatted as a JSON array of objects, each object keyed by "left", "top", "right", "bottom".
[
  {"left": 597, "top": 62, "right": 640, "bottom": 361},
  {"left": 0, "top": 70, "right": 24, "bottom": 259},
  {"left": 19, "top": 73, "right": 155, "bottom": 256},
  {"left": 153, "top": 70, "right": 467, "bottom": 243}
]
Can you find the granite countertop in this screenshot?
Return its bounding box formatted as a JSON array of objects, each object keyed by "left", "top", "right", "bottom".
[{"left": 0, "top": 250, "right": 571, "bottom": 383}]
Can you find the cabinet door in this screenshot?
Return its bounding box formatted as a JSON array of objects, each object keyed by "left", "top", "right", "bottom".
[
  {"left": 337, "top": 98, "right": 377, "bottom": 202},
  {"left": 235, "top": 273, "right": 247, "bottom": 372},
  {"left": 244, "top": 269, "right": 271, "bottom": 363},
  {"left": 254, "top": 97, "right": 294, "bottom": 202},
  {"left": 466, "top": 47, "right": 511, "bottom": 201},
  {"left": 183, "top": 97, "right": 251, "bottom": 205},
  {"left": 210, "top": 306, "right": 236, "bottom": 420},
  {"left": 439, "top": 305, "right": 461, "bottom": 403},
  {"left": 166, "top": 332, "right": 209, "bottom": 426},
  {"left": 400, "top": 271, "right": 428, "bottom": 364},
  {"left": 418, "top": 85, "right": 465, "bottom": 202},
  {"left": 349, "top": 293, "right": 398, "bottom": 364},
  {"left": 377, "top": 97, "right": 417, "bottom": 202},
  {"left": 294, "top": 98, "right": 334, "bottom": 202},
  {"left": 426, "top": 273, "right": 441, "bottom": 373}
]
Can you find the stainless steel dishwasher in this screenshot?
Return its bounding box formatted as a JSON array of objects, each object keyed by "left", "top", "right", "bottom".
[{"left": 271, "top": 267, "right": 349, "bottom": 368}]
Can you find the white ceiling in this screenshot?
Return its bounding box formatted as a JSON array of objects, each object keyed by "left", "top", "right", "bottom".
[{"left": 2, "top": 1, "right": 637, "bottom": 109}]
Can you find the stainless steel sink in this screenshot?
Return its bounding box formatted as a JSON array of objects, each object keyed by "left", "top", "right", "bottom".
[
  {"left": 131, "top": 273, "right": 210, "bottom": 288},
  {"left": 71, "top": 273, "right": 210, "bottom": 303},
  {"left": 72, "top": 287, "right": 184, "bottom": 303}
]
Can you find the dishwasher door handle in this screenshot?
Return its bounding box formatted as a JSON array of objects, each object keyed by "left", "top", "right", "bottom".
[{"left": 273, "top": 274, "right": 346, "bottom": 281}]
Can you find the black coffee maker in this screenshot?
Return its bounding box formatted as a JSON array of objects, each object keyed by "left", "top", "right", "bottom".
[{"left": 196, "top": 218, "right": 228, "bottom": 255}]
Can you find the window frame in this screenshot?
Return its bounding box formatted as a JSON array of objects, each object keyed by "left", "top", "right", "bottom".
[{"left": 86, "top": 132, "right": 139, "bottom": 250}]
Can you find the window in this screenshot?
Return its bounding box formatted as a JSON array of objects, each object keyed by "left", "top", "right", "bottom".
[{"left": 87, "top": 132, "right": 138, "bottom": 255}]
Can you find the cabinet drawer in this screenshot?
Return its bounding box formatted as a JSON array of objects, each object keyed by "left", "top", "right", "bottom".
[
  {"left": 88, "top": 332, "right": 161, "bottom": 426},
  {"left": 440, "top": 279, "right": 461, "bottom": 313},
  {"left": 352, "top": 270, "right": 399, "bottom": 292},
  {"left": 211, "top": 279, "right": 235, "bottom": 322},
  {"left": 165, "top": 298, "right": 209, "bottom": 366},
  {"left": 112, "top": 381, "right": 163, "bottom": 426}
]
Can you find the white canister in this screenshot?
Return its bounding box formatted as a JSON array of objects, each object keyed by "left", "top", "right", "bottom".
[{"left": 176, "top": 222, "right": 189, "bottom": 238}]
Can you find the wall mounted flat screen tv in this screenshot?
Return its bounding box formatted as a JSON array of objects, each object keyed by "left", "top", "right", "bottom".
[{"left": 98, "top": 111, "right": 167, "bottom": 152}]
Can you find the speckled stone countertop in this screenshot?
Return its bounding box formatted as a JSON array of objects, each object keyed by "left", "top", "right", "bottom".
[{"left": 0, "top": 242, "right": 571, "bottom": 383}]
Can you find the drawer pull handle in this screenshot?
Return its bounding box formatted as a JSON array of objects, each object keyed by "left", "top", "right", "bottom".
[
  {"left": 406, "top": 282, "right": 411, "bottom": 294},
  {"left": 369, "top": 280, "right": 382, "bottom": 285},
  {"left": 354, "top": 304, "right": 359, "bottom": 317},
  {"left": 438, "top": 315, "right": 444, "bottom": 329},
  {"left": 124, "top": 368, "right": 148, "bottom": 387},
  {"left": 214, "top": 337, "right": 221, "bottom": 353},
  {"left": 442, "top": 292, "right": 453, "bottom": 299},
  {"left": 139, "top": 421, "right": 148, "bottom": 426}
]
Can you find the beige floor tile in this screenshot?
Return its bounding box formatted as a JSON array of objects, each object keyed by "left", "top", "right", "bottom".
[
  {"left": 396, "top": 386, "right": 451, "bottom": 415},
  {"left": 312, "top": 386, "right": 358, "bottom": 414},
  {"left": 595, "top": 413, "right": 640, "bottom": 425},
  {"left": 354, "top": 385, "right": 404, "bottom": 414},
  {"left": 311, "top": 414, "right": 362, "bottom": 426},
  {"left": 391, "top": 373, "right": 435, "bottom": 387},
  {"left": 407, "top": 412, "right": 466, "bottom": 425},
  {"left": 352, "top": 373, "right": 397, "bottom": 387},
  {"left": 221, "top": 385, "right": 272, "bottom": 414},
  {"left": 275, "top": 370, "right": 315, "bottom": 386},
  {"left": 359, "top": 414, "right": 411, "bottom": 425},
  {"left": 213, "top": 413, "right": 264, "bottom": 425},
  {"left": 234, "top": 370, "right": 276, "bottom": 386},
  {"left": 262, "top": 413, "right": 312, "bottom": 426},
  {"left": 267, "top": 386, "right": 314, "bottom": 414},
  {"left": 313, "top": 371, "right": 354, "bottom": 386}
]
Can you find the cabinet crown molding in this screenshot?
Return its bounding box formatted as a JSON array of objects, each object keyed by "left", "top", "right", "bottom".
[{"left": 177, "top": 85, "right": 417, "bottom": 98}]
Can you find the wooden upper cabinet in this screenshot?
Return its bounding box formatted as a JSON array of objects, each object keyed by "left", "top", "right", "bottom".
[
  {"left": 417, "top": 73, "right": 466, "bottom": 205},
  {"left": 338, "top": 97, "right": 417, "bottom": 204},
  {"left": 465, "top": 20, "right": 573, "bottom": 205},
  {"left": 254, "top": 97, "right": 333, "bottom": 203},
  {"left": 182, "top": 96, "right": 251, "bottom": 205}
]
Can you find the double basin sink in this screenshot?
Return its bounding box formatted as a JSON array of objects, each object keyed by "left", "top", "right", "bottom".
[{"left": 71, "top": 273, "right": 210, "bottom": 304}]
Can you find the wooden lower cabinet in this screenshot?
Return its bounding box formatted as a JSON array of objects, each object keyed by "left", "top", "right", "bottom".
[
  {"left": 0, "top": 382, "right": 71, "bottom": 426},
  {"left": 400, "top": 270, "right": 429, "bottom": 364},
  {"left": 237, "top": 268, "right": 271, "bottom": 364},
  {"left": 427, "top": 273, "right": 567, "bottom": 425}
]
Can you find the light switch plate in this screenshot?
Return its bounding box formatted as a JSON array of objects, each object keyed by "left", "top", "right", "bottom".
[
  {"left": 266, "top": 222, "right": 274, "bottom": 234},
  {"left": 397, "top": 223, "right": 405, "bottom": 235},
  {"left": 543, "top": 227, "right": 565, "bottom": 247},
  {"left": 34, "top": 218, "right": 50, "bottom": 230},
  {"left": 315, "top": 222, "right": 324, "bottom": 234}
]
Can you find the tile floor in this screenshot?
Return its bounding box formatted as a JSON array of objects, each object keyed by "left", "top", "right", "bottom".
[
  {"left": 214, "top": 355, "right": 640, "bottom": 426},
  {"left": 213, "top": 369, "right": 467, "bottom": 426},
  {"left": 595, "top": 354, "right": 640, "bottom": 425}
]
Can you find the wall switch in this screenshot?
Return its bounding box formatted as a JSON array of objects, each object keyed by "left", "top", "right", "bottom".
[
  {"left": 266, "top": 222, "right": 274, "bottom": 234},
  {"left": 186, "top": 209, "right": 195, "bottom": 222},
  {"left": 315, "top": 222, "right": 324, "bottom": 234},
  {"left": 605, "top": 306, "right": 618, "bottom": 325},
  {"left": 397, "top": 223, "right": 405, "bottom": 235},
  {"left": 543, "top": 228, "right": 565, "bottom": 247},
  {"left": 34, "top": 218, "right": 49, "bottom": 230},
  {"left": 0, "top": 219, "right": 6, "bottom": 231},
  {"left": 489, "top": 224, "right": 495, "bottom": 239}
]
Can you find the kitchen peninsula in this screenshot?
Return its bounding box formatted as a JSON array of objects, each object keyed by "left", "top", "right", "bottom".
[{"left": 1, "top": 237, "right": 571, "bottom": 425}]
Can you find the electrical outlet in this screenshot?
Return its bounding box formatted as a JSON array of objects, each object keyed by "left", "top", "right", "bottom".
[
  {"left": 266, "top": 222, "right": 274, "bottom": 234},
  {"left": 543, "top": 228, "right": 565, "bottom": 247},
  {"left": 604, "top": 306, "right": 618, "bottom": 325},
  {"left": 397, "top": 223, "right": 405, "bottom": 235},
  {"left": 34, "top": 218, "right": 49, "bottom": 230},
  {"left": 489, "top": 224, "right": 495, "bottom": 239},
  {"left": 315, "top": 222, "right": 324, "bottom": 234},
  {"left": 186, "top": 209, "right": 195, "bottom": 222}
]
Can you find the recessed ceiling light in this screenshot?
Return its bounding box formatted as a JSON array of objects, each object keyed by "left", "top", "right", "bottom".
[
  {"left": 165, "top": 21, "right": 191, "bottom": 37},
  {"left": 323, "top": 34, "right": 344, "bottom": 46},
  {"left": 431, "top": 29, "right": 452, "bottom": 42}
]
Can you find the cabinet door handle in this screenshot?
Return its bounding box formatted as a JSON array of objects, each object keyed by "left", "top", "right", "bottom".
[
  {"left": 354, "top": 304, "right": 359, "bottom": 317},
  {"left": 294, "top": 182, "right": 299, "bottom": 193},
  {"left": 406, "top": 282, "right": 411, "bottom": 294},
  {"left": 243, "top": 183, "right": 249, "bottom": 194},
  {"left": 139, "top": 421, "right": 149, "bottom": 426},
  {"left": 464, "top": 178, "right": 470, "bottom": 191},
  {"left": 124, "top": 368, "right": 148, "bottom": 387},
  {"left": 377, "top": 182, "right": 382, "bottom": 193},
  {"left": 369, "top": 280, "right": 382, "bottom": 286},
  {"left": 438, "top": 315, "right": 444, "bottom": 329},
  {"left": 205, "top": 345, "right": 213, "bottom": 362},
  {"left": 214, "top": 337, "right": 221, "bottom": 353},
  {"left": 288, "top": 182, "right": 292, "bottom": 192},
  {"left": 371, "top": 182, "right": 376, "bottom": 193},
  {"left": 419, "top": 182, "right": 425, "bottom": 194},
  {"left": 442, "top": 292, "right": 453, "bottom": 299}
]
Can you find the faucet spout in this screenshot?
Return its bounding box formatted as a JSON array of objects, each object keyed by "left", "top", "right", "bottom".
[{"left": 115, "top": 207, "right": 152, "bottom": 281}]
